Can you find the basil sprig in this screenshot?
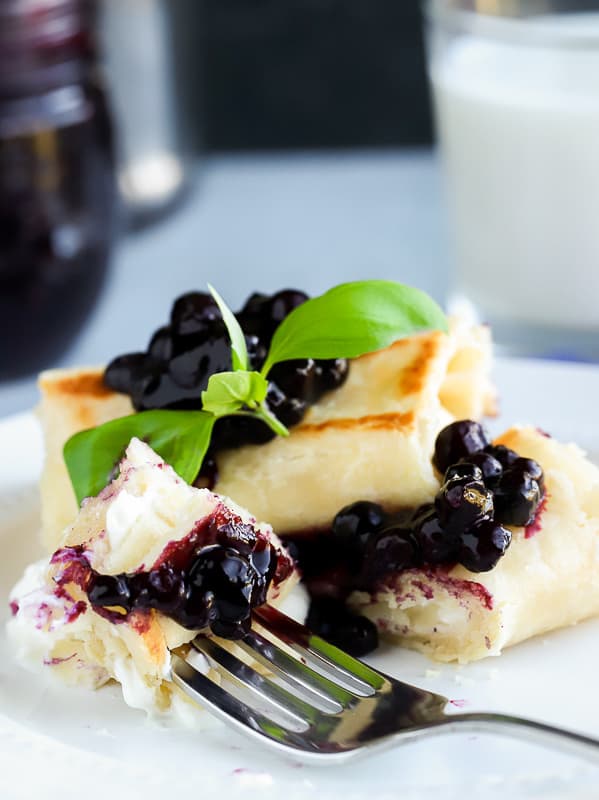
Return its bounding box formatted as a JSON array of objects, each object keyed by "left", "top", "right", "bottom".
[
  {"left": 64, "top": 280, "right": 447, "bottom": 503},
  {"left": 64, "top": 410, "right": 216, "bottom": 504}
]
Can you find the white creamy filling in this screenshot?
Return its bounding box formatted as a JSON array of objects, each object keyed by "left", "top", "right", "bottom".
[{"left": 105, "top": 489, "right": 149, "bottom": 549}]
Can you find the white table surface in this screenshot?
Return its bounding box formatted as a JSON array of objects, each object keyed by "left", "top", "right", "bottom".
[{"left": 0, "top": 149, "right": 449, "bottom": 418}]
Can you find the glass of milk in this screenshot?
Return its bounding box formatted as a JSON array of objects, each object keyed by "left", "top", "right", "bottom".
[{"left": 426, "top": 0, "right": 599, "bottom": 361}]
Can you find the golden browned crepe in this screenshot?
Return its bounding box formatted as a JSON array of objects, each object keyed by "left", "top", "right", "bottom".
[
  {"left": 38, "top": 319, "right": 495, "bottom": 551},
  {"left": 350, "top": 427, "right": 599, "bottom": 662}
]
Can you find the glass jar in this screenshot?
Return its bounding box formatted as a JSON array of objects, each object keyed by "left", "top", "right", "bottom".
[{"left": 0, "top": 0, "right": 117, "bottom": 379}]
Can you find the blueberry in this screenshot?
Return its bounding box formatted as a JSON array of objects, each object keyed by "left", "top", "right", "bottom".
[
  {"left": 236, "top": 301, "right": 271, "bottom": 339},
  {"left": 88, "top": 574, "right": 131, "bottom": 610},
  {"left": 433, "top": 421, "right": 490, "bottom": 473},
  {"left": 285, "top": 534, "right": 339, "bottom": 581},
  {"left": 245, "top": 333, "right": 268, "bottom": 371},
  {"left": 512, "top": 457, "right": 545, "bottom": 492},
  {"left": 332, "top": 500, "right": 385, "bottom": 561},
  {"left": 129, "top": 566, "right": 186, "bottom": 613},
  {"left": 170, "top": 292, "right": 220, "bottom": 337},
  {"left": 212, "top": 414, "right": 276, "bottom": 451},
  {"left": 332, "top": 501, "right": 386, "bottom": 571},
  {"left": 269, "top": 289, "right": 309, "bottom": 326},
  {"left": 435, "top": 477, "right": 494, "bottom": 535},
  {"left": 316, "top": 358, "right": 349, "bottom": 393},
  {"left": 265, "top": 382, "right": 308, "bottom": 427},
  {"left": 135, "top": 371, "right": 199, "bottom": 411},
  {"left": 214, "top": 518, "right": 257, "bottom": 555},
  {"left": 306, "top": 597, "right": 378, "bottom": 657},
  {"left": 361, "top": 526, "right": 417, "bottom": 586},
  {"left": 444, "top": 462, "right": 483, "bottom": 484},
  {"left": 484, "top": 444, "right": 519, "bottom": 469},
  {"left": 169, "top": 333, "right": 232, "bottom": 391},
  {"left": 493, "top": 468, "right": 542, "bottom": 527},
  {"left": 412, "top": 505, "right": 460, "bottom": 564},
  {"left": 459, "top": 520, "right": 512, "bottom": 573},
  {"left": 180, "top": 546, "right": 257, "bottom": 634},
  {"left": 459, "top": 451, "right": 503, "bottom": 484},
  {"left": 104, "top": 352, "right": 155, "bottom": 396},
  {"left": 269, "top": 359, "right": 319, "bottom": 402},
  {"left": 248, "top": 542, "right": 277, "bottom": 602},
  {"left": 240, "top": 292, "right": 270, "bottom": 315},
  {"left": 148, "top": 326, "right": 175, "bottom": 362}
]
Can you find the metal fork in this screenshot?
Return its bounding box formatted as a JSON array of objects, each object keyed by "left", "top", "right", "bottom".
[{"left": 170, "top": 605, "right": 599, "bottom": 764}]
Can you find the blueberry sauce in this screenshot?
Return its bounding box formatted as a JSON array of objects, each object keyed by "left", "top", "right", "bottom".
[
  {"left": 288, "top": 420, "right": 545, "bottom": 656},
  {"left": 50, "top": 507, "right": 293, "bottom": 640},
  {"left": 525, "top": 494, "right": 548, "bottom": 539},
  {"left": 104, "top": 289, "right": 350, "bottom": 485}
]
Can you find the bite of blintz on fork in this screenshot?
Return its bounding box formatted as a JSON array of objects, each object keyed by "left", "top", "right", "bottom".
[{"left": 7, "top": 438, "right": 300, "bottom": 724}]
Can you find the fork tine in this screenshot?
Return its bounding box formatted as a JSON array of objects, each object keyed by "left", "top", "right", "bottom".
[
  {"left": 192, "top": 636, "right": 329, "bottom": 726},
  {"left": 171, "top": 654, "right": 314, "bottom": 749},
  {"left": 239, "top": 628, "right": 354, "bottom": 711},
  {"left": 255, "top": 606, "right": 388, "bottom": 691}
]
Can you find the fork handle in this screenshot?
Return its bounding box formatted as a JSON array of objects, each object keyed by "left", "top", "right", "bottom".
[{"left": 447, "top": 712, "right": 599, "bottom": 765}]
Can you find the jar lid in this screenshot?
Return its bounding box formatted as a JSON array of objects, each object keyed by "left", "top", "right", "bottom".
[{"left": 0, "top": 0, "right": 96, "bottom": 96}]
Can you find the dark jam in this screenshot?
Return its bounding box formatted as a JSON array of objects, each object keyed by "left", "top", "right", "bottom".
[
  {"left": 104, "top": 289, "right": 349, "bottom": 480},
  {"left": 51, "top": 505, "right": 293, "bottom": 639},
  {"left": 0, "top": 1, "right": 116, "bottom": 378},
  {"left": 288, "top": 420, "right": 545, "bottom": 656}
]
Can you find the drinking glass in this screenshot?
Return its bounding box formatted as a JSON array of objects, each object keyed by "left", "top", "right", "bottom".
[{"left": 426, "top": 0, "right": 599, "bottom": 361}]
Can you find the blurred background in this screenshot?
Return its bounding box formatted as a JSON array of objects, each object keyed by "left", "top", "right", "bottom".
[{"left": 1, "top": 0, "right": 598, "bottom": 414}]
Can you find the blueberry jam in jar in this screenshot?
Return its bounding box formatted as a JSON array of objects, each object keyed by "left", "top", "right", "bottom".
[
  {"left": 288, "top": 420, "right": 545, "bottom": 656},
  {"left": 105, "top": 289, "right": 350, "bottom": 472},
  {"left": 52, "top": 506, "right": 294, "bottom": 639},
  {"left": 0, "top": 0, "right": 116, "bottom": 378}
]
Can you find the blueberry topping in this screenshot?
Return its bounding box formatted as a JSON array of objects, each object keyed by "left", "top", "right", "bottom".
[
  {"left": 306, "top": 597, "right": 378, "bottom": 657},
  {"left": 86, "top": 511, "right": 282, "bottom": 639},
  {"left": 361, "top": 526, "right": 417, "bottom": 586},
  {"left": 181, "top": 546, "right": 255, "bottom": 635},
  {"left": 130, "top": 567, "right": 186, "bottom": 614},
  {"left": 265, "top": 382, "right": 309, "bottom": 428},
  {"left": 443, "top": 462, "right": 484, "bottom": 484},
  {"left": 104, "top": 288, "right": 349, "bottom": 465},
  {"left": 433, "top": 420, "right": 490, "bottom": 473},
  {"left": 332, "top": 501, "right": 386, "bottom": 571},
  {"left": 170, "top": 292, "right": 220, "bottom": 337},
  {"left": 316, "top": 358, "right": 350, "bottom": 392},
  {"left": 435, "top": 477, "right": 494, "bottom": 536},
  {"left": 148, "top": 327, "right": 176, "bottom": 362},
  {"left": 269, "top": 289, "right": 310, "bottom": 327},
  {"left": 213, "top": 516, "right": 257, "bottom": 555},
  {"left": 268, "top": 359, "right": 319, "bottom": 403},
  {"left": 104, "top": 352, "right": 160, "bottom": 397},
  {"left": 493, "top": 468, "right": 542, "bottom": 527},
  {"left": 484, "top": 444, "right": 519, "bottom": 469},
  {"left": 88, "top": 574, "right": 131, "bottom": 609},
  {"left": 512, "top": 457, "right": 545, "bottom": 491},
  {"left": 412, "top": 505, "right": 459, "bottom": 564},
  {"left": 459, "top": 520, "right": 511, "bottom": 573},
  {"left": 459, "top": 451, "right": 503, "bottom": 484}
]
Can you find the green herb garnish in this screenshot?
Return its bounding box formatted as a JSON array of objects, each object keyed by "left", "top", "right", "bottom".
[{"left": 64, "top": 280, "right": 447, "bottom": 503}]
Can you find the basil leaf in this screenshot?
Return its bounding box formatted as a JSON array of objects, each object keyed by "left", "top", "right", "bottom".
[
  {"left": 201, "top": 370, "right": 268, "bottom": 417},
  {"left": 262, "top": 280, "right": 448, "bottom": 374},
  {"left": 208, "top": 283, "right": 248, "bottom": 371},
  {"left": 64, "top": 410, "right": 215, "bottom": 505}
]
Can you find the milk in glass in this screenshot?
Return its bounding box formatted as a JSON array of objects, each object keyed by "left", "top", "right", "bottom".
[{"left": 430, "top": 15, "right": 599, "bottom": 356}]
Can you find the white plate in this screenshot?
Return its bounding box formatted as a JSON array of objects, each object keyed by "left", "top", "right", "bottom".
[{"left": 1, "top": 358, "right": 599, "bottom": 800}]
